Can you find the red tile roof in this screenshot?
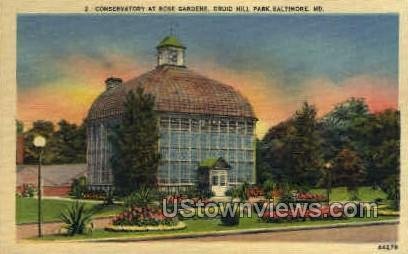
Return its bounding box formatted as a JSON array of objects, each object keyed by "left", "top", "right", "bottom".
[{"left": 87, "top": 65, "right": 256, "bottom": 121}]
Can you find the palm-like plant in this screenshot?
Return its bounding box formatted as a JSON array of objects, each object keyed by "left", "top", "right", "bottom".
[{"left": 59, "top": 201, "right": 94, "bottom": 236}]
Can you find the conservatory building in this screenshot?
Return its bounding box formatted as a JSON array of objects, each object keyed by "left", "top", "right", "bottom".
[{"left": 86, "top": 35, "right": 257, "bottom": 195}]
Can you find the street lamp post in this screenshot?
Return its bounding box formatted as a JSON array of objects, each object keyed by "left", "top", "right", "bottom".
[
  {"left": 325, "top": 162, "right": 332, "bottom": 204},
  {"left": 33, "top": 135, "right": 46, "bottom": 238}
]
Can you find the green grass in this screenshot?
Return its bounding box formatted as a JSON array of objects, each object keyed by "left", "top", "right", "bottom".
[
  {"left": 310, "top": 186, "right": 387, "bottom": 202},
  {"left": 16, "top": 197, "right": 123, "bottom": 224},
  {"left": 37, "top": 215, "right": 398, "bottom": 241},
  {"left": 17, "top": 186, "right": 389, "bottom": 224}
]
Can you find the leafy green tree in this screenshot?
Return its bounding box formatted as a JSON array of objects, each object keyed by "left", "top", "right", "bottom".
[
  {"left": 259, "top": 103, "right": 323, "bottom": 190},
  {"left": 53, "top": 120, "right": 86, "bottom": 163},
  {"left": 110, "top": 88, "right": 160, "bottom": 196},
  {"left": 332, "top": 148, "right": 366, "bottom": 200},
  {"left": 366, "top": 109, "right": 399, "bottom": 187},
  {"left": 258, "top": 119, "right": 294, "bottom": 184},
  {"left": 23, "top": 119, "right": 87, "bottom": 164},
  {"left": 289, "top": 102, "right": 323, "bottom": 189},
  {"left": 320, "top": 98, "right": 370, "bottom": 162}
]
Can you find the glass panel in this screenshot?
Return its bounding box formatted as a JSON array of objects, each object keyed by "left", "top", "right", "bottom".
[
  {"left": 200, "top": 119, "right": 208, "bottom": 131},
  {"left": 192, "top": 133, "right": 200, "bottom": 148},
  {"left": 180, "top": 118, "right": 190, "bottom": 131},
  {"left": 212, "top": 175, "right": 218, "bottom": 186},
  {"left": 220, "top": 119, "right": 228, "bottom": 132},
  {"left": 171, "top": 132, "right": 179, "bottom": 147},
  {"left": 210, "top": 133, "right": 218, "bottom": 148},
  {"left": 229, "top": 121, "right": 236, "bottom": 133},
  {"left": 191, "top": 119, "right": 199, "bottom": 132},
  {"left": 170, "top": 162, "right": 179, "bottom": 183},
  {"left": 191, "top": 148, "right": 198, "bottom": 162},
  {"left": 170, "top": 148, "right": 178, "bottom": 161},
  {"left": 210, "top": 119, "right": 219, "bottom": 131},
  {"left": 200, "top": 133, "right": 208, "bottom": 148},
  {"left": 220, "top": 175, "right": 226, "bottom": 186},
  {"left": 245, "top": 136, "right": 253, "bottom": 149},
  {"left": 171, "top": 118, "right": 180, "bottom": 129},
  {"left": 160, "top": 148, "right": 169, "bottom": 160},
  {"left": 228, "top": 134, "right": 236, "bottom": 148},
  {"left": 160, "top": 133, "right": 169, "bottom": 147},
  {"left": 220, "top": 133, "right": 227, "bottom": 148},
  {"left": 179, "top": 148, "right": 190, "bottom": 161},
  {"left": 238, "top": 121, "right": 246, "bottom": 134},
  {"left": 180, "top": 133, "right": 190, "bottom": 148}
]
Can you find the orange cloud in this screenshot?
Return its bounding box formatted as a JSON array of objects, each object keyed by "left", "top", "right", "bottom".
[
  {"left": 299, "top": 75, "right": 398, "bottom": 117},
  {"left": 18, "top": 53, "right": 147, "bottom": 128},
  {"left": 197, "top": 62, "right": 398, "bottom": 137},
  {"left": 18, "top": 56, "right": 398, "bottom": 139}
]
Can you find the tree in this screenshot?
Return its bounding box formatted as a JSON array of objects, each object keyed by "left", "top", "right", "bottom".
[
  {"left": 53, "top": 120, "right": 86, "bottom": 163},
  {"left": 110, "top": 88, "right": 160, "bottom": 196},
  {"left": 289, "top": 102, "right": 323, "bottom": 189},
  {"left": 258, "top": 120, "right": 294, "bottom": 184},
  {"left": 366, "top": 109, "right": 399, "bottom": 187},
  {"left": 332, "top": 148, "right": 365, "bottom": 200},
  {"left": 23, "top": 119, "right": 87, "bottom": 164},
  {"left": 259, "top": 102, "right": 323, "bottom": 190},
  {"left": 320, "top": 98, "right": 370, "bottom": 163}
]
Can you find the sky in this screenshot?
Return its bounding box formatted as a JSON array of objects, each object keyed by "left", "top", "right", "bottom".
[{"left": 17, "top": 14, "right": 399, "bottom": 137}]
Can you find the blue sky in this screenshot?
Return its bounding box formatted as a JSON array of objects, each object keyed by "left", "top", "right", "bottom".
[{"left": 17, "top": 14, "right": 399, "bottom": 135}]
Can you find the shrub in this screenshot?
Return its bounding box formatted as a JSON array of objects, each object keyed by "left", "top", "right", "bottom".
[
  {"left": 124, "top": 187, "right": 156, "bottom": 208},
  {"left": 226, "top": 183, "right": 249, "bottom": 201},
  {"left": 59, "top": 201, "right": 94, "bottom": 236},
  {"left": 70, "top": 176, "right": 87, "bottom": 199},
  {"left": 104, "top": 189, "right": 114, "bottom": 205},
  {"left": 21, "top": 184, "right": 36, "bottom": 197},
  {"left": 220, "top": 210, "right": 240, "bottom": 226},
  {"left": 190, "top": 187, "right": 214, "bottom": 199}
]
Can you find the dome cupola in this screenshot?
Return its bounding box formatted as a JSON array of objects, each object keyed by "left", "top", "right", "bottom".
[{"left": 156, "top": 35, "right": 186, "bottom": 67}]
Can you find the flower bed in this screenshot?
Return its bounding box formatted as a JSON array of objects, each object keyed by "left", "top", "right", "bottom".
[
  {"left": 295, "top": 192, "right": 327, "bottom": 203},
  {"left": 105, "top": 221, "right": 186, "bottom": 232},
  {"left": 261, "top": 206, "right": 345, "bottom": 223},
  {"left": 111, "top": 206, "right": 179, "bottom": 227},
  {"left": 81, "top": 190, "right": 107, "bottom": 200}
]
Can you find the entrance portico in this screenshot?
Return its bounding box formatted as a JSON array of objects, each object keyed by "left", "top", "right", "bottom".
[{"left": 198, "top": 157, "right": 231, "bottom": 197}]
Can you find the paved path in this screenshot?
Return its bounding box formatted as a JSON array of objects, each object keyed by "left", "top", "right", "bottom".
[
  {"left": 17, "top": 217, "right": 113, "bottom": 239},
  {"left": 161, "top": 224, "right": 398, "bottom": 243},
  {"left": 18, "top": 219, "right": 397, "bottom": 243}
]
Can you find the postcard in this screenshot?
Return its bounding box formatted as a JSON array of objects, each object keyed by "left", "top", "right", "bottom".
[{"left": 0, "top": 0, "right": 406, "bottom": 253}]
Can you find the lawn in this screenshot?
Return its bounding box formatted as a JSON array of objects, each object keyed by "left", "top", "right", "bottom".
[
  {"left": 38, "top": 215, "right": 398, "bottom": 241},
  {"left": 17, "top": 186, "right": 388, "bottom": 224},
  {"left": 310, "top": 186, "right": 387, "bottom": 202},
  {"left": 16, "top": 197, "right": 123, "bottom": 224}
]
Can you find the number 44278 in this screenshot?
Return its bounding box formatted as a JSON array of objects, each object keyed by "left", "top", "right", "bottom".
[{"left": 378, "top": 244, "right": 398, "bottom": 250}]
